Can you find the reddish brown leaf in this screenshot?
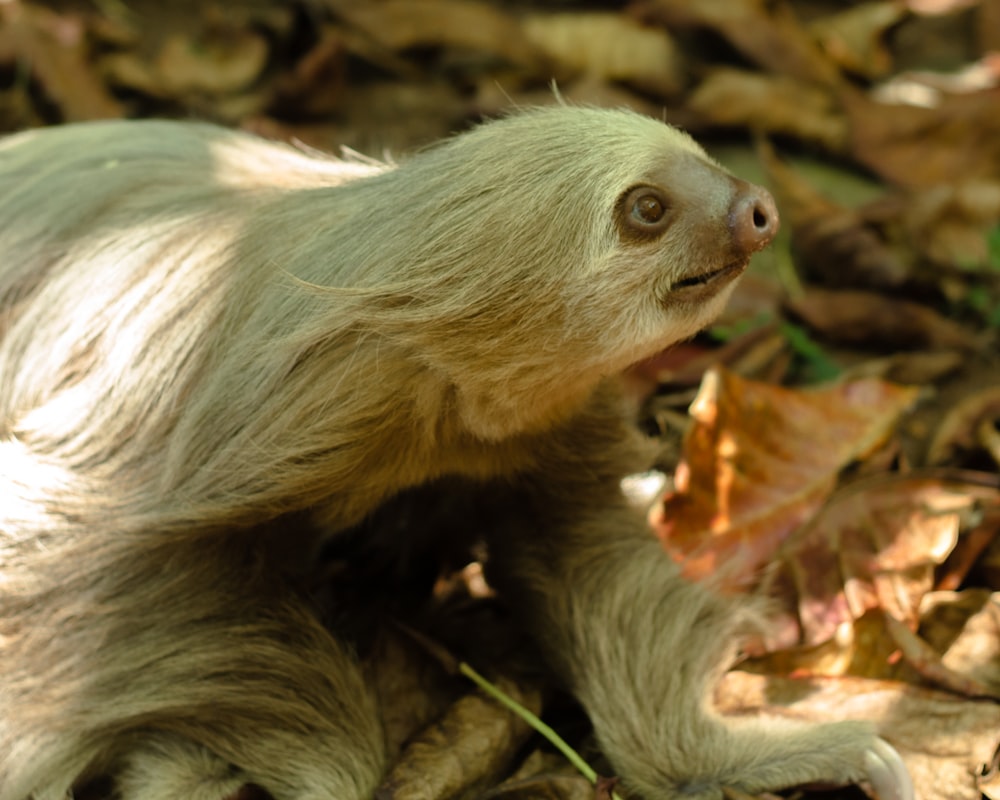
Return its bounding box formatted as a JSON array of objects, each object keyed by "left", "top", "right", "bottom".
[
  {"left": 784, "top": 475, "right": 992, "bottom": 643},
  {"left": 652, "top": 367, "right": 918, "bottom": 586}
]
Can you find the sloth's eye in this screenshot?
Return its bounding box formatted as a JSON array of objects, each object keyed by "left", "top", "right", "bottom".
[
  {"left": 632, "top": 194, "right": 665, "bottom": 225},
  {"left": 618, "top": 186, "right": 671, "bottom": 239}
]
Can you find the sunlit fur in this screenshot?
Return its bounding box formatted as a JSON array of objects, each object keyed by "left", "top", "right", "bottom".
[{"left": 1, "top": 108, "right": 884, "bottom": 800}]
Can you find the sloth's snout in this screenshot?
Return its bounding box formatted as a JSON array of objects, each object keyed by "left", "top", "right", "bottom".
[{"left": 728, "top": 182, "right": 779, "bottom": 257}]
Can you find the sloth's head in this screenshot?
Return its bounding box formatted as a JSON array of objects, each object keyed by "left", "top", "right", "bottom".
[{"left": 324, "top": 106, "right": 778, "bottom": 436}]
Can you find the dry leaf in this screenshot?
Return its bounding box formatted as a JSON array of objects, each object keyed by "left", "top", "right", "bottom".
[
  {"left": 688, "top": 69, "right": 847, "bottom": 151},
  {"left": 783, "top": 475, "right": 978, "bottom": 643},
  {"left": 332, "top": 0, "right": 545, "bottom": 72},
  {"left": 376, "top": 677, "right": 542, "bottom": 800},
  {"left": 483, "top": 774, "right": 595, "bottom": 800},
  {"left": 0, "top": 1, "right": 122, "bottom": 120},
  {"left": 920, "top": 590, "right": 1000, "bottom": 695},
  {"left": 523, "top": 13, "right": 683, "bottom": 97},
  {"left": 785, "top": 287, "right": 979, "bottom": 351},
  {"left": 869, "top": 180, "right": 1000, "bottom": 270},
  {"left": 809, "top": 1, "right": 907, "bottom": 79},
  {"left": 927, "top": 385, "right": 1000, "bottom": 465},
  {"left": 716, "top": 670, "right": 1000, "bottom": 800},
  {"left": 652, "top": 367, "right": 918, "bottom": 586},
  {"left": 843, "top": 86, "right": 1000, "bottom": 188},
  {"left": 757, "top": 140, "right": 910, "bottom": 289},
  {"left": 635, "top": 0, "right": 841, "bottom": 86},
  {"left": 156, "top": 26, "right": 268, "bottom": 95}
]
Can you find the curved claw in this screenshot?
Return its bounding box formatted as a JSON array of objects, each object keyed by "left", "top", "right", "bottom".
[{"left": 864, "top": 738, "right": 915, "bottom": 800}]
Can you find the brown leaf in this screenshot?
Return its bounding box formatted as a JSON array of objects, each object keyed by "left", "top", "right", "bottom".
[
  {"left": 757, "top": 140, "right": 909, "bottom": 289},
  {"left": 652, "top": 368, "right": 918, "bottom": 587},
  {"left": 783, "top": 475, "right": 992, "bottom": 643},
  {"left": 927, "top": 385, "right": 1000, "bottom": 466},
  {"left": 920, "top": 590, "right": 1000, "bottom": 695},
  {"left": 715, "top": 670, "right": 1000, "bottom": 800},
  {"left": 634, "top": 0, "right": 841, "bottom": 86},
  {"left": 866, "top": 180, "right": 1000, "bottom": 271},
  {"left": 843, "top": 86, "right": 1000, "bottom": 188},
  {"left": 376, "top": 677, "right": 542, "bottom": 800},
  {"left": 809, "top": 1, "right": 907, "bottom": 79},
  {"left": 785, "top": 287, "right": 979, "bottom": 352},
  {"left": 687, "top": 70, "right": 847, "bottom": 151},
  {"left": 523, "top": 12, "right": 683, "bottom": 98},
  {"left": 483, "top": 774, "right": 595, "bottom": 800},
  {"left": 0, "top": 1, "right": 123, "bottom": 120},
  {"left": 156, "top": 26, "right": 268, "bottom": 95},
  {"left": 332, "top": 0, "right": 545, "bottom": 72}
]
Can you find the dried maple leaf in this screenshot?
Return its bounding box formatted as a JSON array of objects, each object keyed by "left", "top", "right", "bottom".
[{"left": 652, "top": 367, "right": 918, "bottom": 587}]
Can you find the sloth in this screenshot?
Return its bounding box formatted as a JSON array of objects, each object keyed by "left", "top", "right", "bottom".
[{"left": 0, "top": 106, "right": 912, "bottom": 800}]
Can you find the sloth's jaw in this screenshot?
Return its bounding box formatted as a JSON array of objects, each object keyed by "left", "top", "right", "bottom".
[
  {"left": 659, "top": 257, "right": 749, "bottom": 310},
  {"left": 669, "top": 259, "right": 748, "bottom": 292}
]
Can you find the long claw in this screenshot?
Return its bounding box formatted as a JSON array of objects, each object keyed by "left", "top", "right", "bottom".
[{"left": 864, "top": 738, "right": 915, "bottom": 800}]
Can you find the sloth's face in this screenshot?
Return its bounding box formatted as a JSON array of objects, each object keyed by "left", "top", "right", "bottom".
[{"left": 586, "top": 147, "right": 779, "bottom": 371}]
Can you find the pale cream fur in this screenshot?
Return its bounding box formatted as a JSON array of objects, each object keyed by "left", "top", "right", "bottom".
[{"left": 0, "top": 107, "right": 903, "bottom": 800}]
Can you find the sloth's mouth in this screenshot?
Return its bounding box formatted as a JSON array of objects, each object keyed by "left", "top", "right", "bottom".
[{"left": 670, "top": 260, "right": 747, "bottom": 291}]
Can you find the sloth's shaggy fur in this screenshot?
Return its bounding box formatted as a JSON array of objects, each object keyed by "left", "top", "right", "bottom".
[{"left": 1, "top": 107, "right": 897, "bottom": 800}]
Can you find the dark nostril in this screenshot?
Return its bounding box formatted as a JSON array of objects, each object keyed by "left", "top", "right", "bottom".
[
  {"left": 729, "top": 183, "right": 779, "bottom": 256},
  {"left": 752, "top": 206, "right": 768, "bottom": 230}
]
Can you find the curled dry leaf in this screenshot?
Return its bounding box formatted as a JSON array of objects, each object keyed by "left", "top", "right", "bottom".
[
  {"left": 715, "top": 670, "right": 1000, "bottom": 800},
  {"left": 785, "top": 287, "right": 979, "bottom": 352},
  {"left": 757, "top": 139, "right": 909, "bottom": 288},
  {"left": 376, "top": 676, "right": 542, "bottom": 800},
  {"left": 688, "top": 70, "right": 847, "bottom": 151},
  {"left": 809, "top": 1, "right": 907, "bottom": 79},
  {"left": 523, "top": 13, "right": 683, "bottom": 98},
  {"left": 652, "top": 367, "right": 918, "bottom": 587}
]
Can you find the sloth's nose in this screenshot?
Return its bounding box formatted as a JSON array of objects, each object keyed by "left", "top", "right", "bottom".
[{"left": 729, "top": 183, "right": 779, "bottom": 257}]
